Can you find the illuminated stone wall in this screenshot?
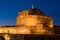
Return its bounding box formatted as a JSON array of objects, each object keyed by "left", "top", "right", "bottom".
[{"left": 16, "top": 10, "right": 53, "bottom": 34}]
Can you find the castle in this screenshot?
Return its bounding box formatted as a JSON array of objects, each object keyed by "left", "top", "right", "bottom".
[{"left": 0, "top": 6, "right": 55, "bottom": 40}]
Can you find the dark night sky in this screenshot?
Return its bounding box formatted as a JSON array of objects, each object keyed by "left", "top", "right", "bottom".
[{"left": 0, "top": 0, "right": 60, "bottom": 26}]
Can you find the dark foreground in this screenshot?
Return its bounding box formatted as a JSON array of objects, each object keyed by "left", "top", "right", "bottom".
[
  {"left": 24, "top": 34, "right": 60, "bottom": 40},
  {"left": 0, "top": 34, "right": 60, "bottom": 40}
]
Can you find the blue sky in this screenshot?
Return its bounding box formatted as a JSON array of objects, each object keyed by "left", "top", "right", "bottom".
[{"left": 0, "top": 0, "right": 60, "bottom": 26}]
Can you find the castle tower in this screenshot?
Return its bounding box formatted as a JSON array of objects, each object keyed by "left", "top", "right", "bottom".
[{"left": 16, "top": 6, "right": 53, "bottom": 34}]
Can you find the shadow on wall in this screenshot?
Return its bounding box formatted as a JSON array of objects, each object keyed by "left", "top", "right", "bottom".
[{"left": 0, "top": 36, "right": 5, "bottom": 40}]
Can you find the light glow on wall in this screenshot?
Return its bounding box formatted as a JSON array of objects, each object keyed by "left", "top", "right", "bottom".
[{"left": 25, "top": 18, "right": 37, "bottom": 26}]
